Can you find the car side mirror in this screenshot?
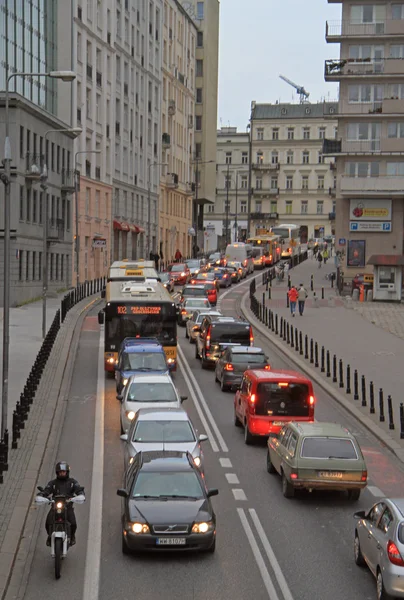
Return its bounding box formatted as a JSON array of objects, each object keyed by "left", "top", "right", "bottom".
[
  {"left": 117, "top": 488, "right": 128, "bottom": 498},
  {"left": 116, "top": 394, "right": 123, "bottom": 402},
  {"left": 199, "top": 434, "right": 208, "bottom": 442},
  {"left": 207, "top": 488, "right": 219, "bottom": 498},
  {"left": 98, "top": 310, "right": 104, "bottom": 325},
  {"left": 180, "top": 396, "right": 188, "bottom": 403},
  {"left": 120, "top": 434, "right": 128, "bottom": 441},
  {"left": 101, "top": 289, "right": 106, "bottom": 299},
  {"left": 353, "top": 510, "right": 366, "bottom": 519}
]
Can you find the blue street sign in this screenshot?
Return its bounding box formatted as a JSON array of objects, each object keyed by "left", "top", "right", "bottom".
[
  {"left": 338, "top": 238, "right": 346, "bottom": 245},
  {"left": 382, "top": 222, "right": 391, "bottom": 231},
  {"left": 350, "top": 222, "right": 359, "bottom": 231}
]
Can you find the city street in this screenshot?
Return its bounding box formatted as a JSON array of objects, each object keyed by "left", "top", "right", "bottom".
[{"left": 19, "top": 273, "right": 404, "bottom": 600}]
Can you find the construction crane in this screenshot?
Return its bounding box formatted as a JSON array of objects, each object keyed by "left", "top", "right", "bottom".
[{"left": 279, "top": 75, "right": 310, "bottom": 104}]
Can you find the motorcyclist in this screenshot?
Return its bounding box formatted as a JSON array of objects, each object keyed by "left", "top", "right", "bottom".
[{"left": 41, "top": 461, "right": 84, "bottom": 547}]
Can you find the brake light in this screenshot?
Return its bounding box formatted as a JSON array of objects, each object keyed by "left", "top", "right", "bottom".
[
  {"left": 361, "top": 470, "right": 368, "bottom": 482},
  {"left": 277, "top": 247, "right": 281, "bottom": 253},
  {"left": 223, "top": 274, "right": 228, "bottom": 279},
  {"left": 278, "top": 382, "right": 289, "bottom": 387},
  {"left": 243, "top": 259, "right": 247, "bottom": 266},
  {"left": 249, "top": 394, "right": 255, "bottom": 404},
  {"left": 269, "top": 254, "right": 273, "bottom": 262},
  {"left": 264, "top": 364, "right": 271, "bottom": 371},
  {"left": 181, "top": 310, "right": 187, "bottom": 315},
  {"left": 224, "top": 363, "right": 234, "bottom": 371},
  {"left": 387, "top": 541, "right": 404, "bottom": 566},
  {"left": 290, "top": 471, "right": 298, "bottom": 480},
  {"left": 250, "top": 327, "right": 254, "bottom": 346},
  {"left": 206, "top": 326, "right": 211, "bottom": 350},
  {"left": 309, "top": 395, "right": 315, "bottom": 405}
]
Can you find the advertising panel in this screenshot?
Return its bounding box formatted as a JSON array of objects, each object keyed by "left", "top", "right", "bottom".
[{"left": 349, "top": 199, "right": 392, "bottom": 221}]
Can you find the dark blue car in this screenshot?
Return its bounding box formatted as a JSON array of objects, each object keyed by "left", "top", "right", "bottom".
[{"left": 115, "top": 338, "right": 170, "bottom": 393}]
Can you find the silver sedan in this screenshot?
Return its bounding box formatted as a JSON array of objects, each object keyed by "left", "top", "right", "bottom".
[
  {"left": 354, "top": 498, "right": 404, "bottom": 599},
  {"left": 186, "top": 309, "right": 222, "bottom": 343}
]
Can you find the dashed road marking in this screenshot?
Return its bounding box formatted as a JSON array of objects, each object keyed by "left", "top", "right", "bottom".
[
  {"left": 367, "top": 485, "right": 385, "bottom": 497},
  {"left": 226, "top": 473, "right": 240, "bottom": 485},
  {"left": 219, "top": 458, "right": 232, "bottom": 468},
  {"left": 232, "top": 488, "right": 247, "bottom": 501}
]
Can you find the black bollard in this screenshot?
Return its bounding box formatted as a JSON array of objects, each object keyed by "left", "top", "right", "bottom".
[
  {"left": 275, "top": 314, "right": 278, "bottom": 335},
  {"left": 280, "top": 317, "right": 284, "bottom": 337},
  {"left": 286, "top": 293, "right": 289, "bottom": 309},
  {"left": 361, "top": 375, "right": 367, "bottom": 407},
  {"left": 268, "top": 287, "right": 271, "bottom": 301},
  {"left": 321, "top": 287, "right": 324, "bottom": 300},
  {"left": 266, "top": 278, "right": 268, "bottom": 292},
  {"left": 387, "top": 395, "right": 395, "bottom": 430},
  {"left": 310, "top": 339, "right": 314, "bottom": 364},
  {"left": 321, "top": 346, "right": 325, "bottom": 373},
  {"left": 262, "top": 293, "right": 265, "bottom": 310},
  {"left": 379, "top": 389, "right": 385, "bottom": 422},
  {"left": 400, "top": 403, "right": 404, "bottom": 440},
  {"left": 332, "top": 354, "right": 337, "bottom": 382},
  {"left": 304, "top": 335, "right": 309, "bottom": 360},
  {"left": 326, "top": 350, "right": 331, "bottom": 378},
  {"left": 339, "top": 359, "right": 344, "bottom": 388},
  {"left": 287, "top": 323, "right": 290, "bottom": 345},
  {"left": 315, "top": 343, "right": 319, "bottom": 368},
  {"left": 287, "top": 274, "right": 291, "bottom": 289},
  {"left": 12, "top": 411, "right": 19, "bottom": 449},
  {"left": 369, "top": 381, "right": 375, "bottom": 414},
  {"left": 299, "top": 331, "right": 303, "bottom": 356},
  {"left": 310, "top": 274, "right": 314, "bottom": 291},
  {"left": 295, "top": 327, "right": 299, "bottom": 352},
  {"left": 346, "top": 365, "right": 351, "bottom": 394},
  {"left": 353, "top": 370, "right": 359, "bottom": 400}
]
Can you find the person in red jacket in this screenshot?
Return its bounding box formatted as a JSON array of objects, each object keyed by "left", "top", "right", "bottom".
[
  {"left": 174, "top": 249, "right": 182, "bottom": 262},
  {"left": 288, "top": 286, "right": 298, "bottom": 317}
]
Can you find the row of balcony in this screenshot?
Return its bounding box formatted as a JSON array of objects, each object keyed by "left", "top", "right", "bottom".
[
  {"left": 216, "top": 186, "right": 335, "bottom": 197},
  {"left": 249, "top": 212, "right": 336, "bottom": 221},
  {"left": 252, "top": 162, "right": 281, "bottom": 172},
  {"left": 325, "top": 58, "right": 404, "bottom": 81},
  {"left": 326, "top": 19, "right": 404, "bottom": 41},
  {"left": 323, "top": 138, "right": 404, "bottom": 155}
]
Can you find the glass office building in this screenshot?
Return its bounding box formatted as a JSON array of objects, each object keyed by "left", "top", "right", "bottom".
[{"left": 0, "top": 0, "right": 58, "bottom": 113}]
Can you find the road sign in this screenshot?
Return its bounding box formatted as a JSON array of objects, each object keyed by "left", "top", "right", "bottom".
[
  {"left": 349, "top": 221, "right": 391, "bottom": 232},
  {"left": 338, "top": 238, "right": 346, "bottom": 245}
]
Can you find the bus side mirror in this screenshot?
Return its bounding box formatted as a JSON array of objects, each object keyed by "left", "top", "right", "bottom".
[
  {"left": 101, "top": 289, "right": 106, "bottom": 298},
  {"left": 98, "top": 311, "right": 104, "bottom": 325}
]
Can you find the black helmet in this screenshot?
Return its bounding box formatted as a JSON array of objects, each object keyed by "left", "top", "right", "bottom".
[{"left": 55, "top": 461, "right": 70, "bottom": 479}]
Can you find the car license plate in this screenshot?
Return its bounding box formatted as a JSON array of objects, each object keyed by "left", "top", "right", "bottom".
[
  {"left": 272, "top": 421, "right": 286, "bottom": 427},
  {"left": 156, "top": 538, "right": 186, "bottom": 545},
  {"left": 318, "top": 471, "right": 343, "bottom": 479}
]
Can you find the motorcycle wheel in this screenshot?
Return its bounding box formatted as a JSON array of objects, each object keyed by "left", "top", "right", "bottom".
[{"left": 54, "top": 538, "right": 62, "bottom": 579}]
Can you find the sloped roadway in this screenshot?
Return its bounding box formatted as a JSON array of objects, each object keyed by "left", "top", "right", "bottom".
[{"left": 19, "top": 271, "right": 404, "bottom": 600}]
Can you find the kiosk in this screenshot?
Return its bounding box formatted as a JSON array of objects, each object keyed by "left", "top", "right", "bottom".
[{"left": 367, "top": 255, "right": 404, "bottom": 302}]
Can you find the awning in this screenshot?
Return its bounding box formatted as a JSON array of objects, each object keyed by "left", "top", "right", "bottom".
[
  {"left": 129, "top": 224, "right": 139, "bottom": 233},
  {"left": 113, "top": 219, "right": 130, "bottom": 232},
  {"left": 137, "top": 226, "right": 145, "bottom": 234},
  {"left": 367, "top": 254, "right": 404, "bottom": 266}
]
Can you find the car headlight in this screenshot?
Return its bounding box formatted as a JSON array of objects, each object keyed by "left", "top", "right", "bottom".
[
  {"left": 167, "top": 358, "right": 174, "bottom": 364},
  {"left": 108, "top": 358, "right": 115, "bottom": 364},
  {"left": 131, "top": 522, "right": 150, "bottom": 534},
  {"left": 122, "top": 378, "right": 128, "bottom": 386},
  {"left": 193, "top": 456, "right": 201, "bottom": 467},
  {"left": 126, "top": 411, "right": 136, "bottom": 421},
  {"left": 192, "top": 521, "right": 213, "bottom": 534}
]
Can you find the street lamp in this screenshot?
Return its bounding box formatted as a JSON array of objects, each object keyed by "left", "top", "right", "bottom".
[
  {"left": 147, "top": 162, "right": 167, "bottom": 259},
  {"left": 40, "top": 127, "right": 82, "bottom": 340},
  {"left": 74, "top": 150, "right": 101, "bottom": 289},
  {"left": 247, "top": 106, "right": 254, "bottom": 239},
  {"left": 1, "top": 69, "right": 76, "bottom": 439},
  {"left": 191, "top": 158, "right": 215, "bottom": 259}
]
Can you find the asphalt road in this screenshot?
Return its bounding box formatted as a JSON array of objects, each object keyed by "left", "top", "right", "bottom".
[{"left": 20, "top": 270, "right": 404, "bottom": 600}]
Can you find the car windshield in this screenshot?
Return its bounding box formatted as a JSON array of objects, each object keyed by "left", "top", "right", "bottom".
[
  {"left": 231, "top": 353, "right": 266, "bottom": 364},
  {"left": 133, "top": 421, "right": 195, "bottom": 443},
  {"left": 209, "top": 254, "right": 220, "bottom": 260},
  {"left": 123, "top": 352, "right": 167, "bottom": 371},
  {"left": 255, "top": 383, "right": 310, "bottom": 417},
  {"left": 301, "top": 437, "right": 358, "bottom": 459},
  {"left": 132, "top": 471, "right": 204, "bottom": 499},
  {"left": 171, "top": 265, "right": 186, "bottom": 272},
  {"left": 127, "top": 382, "right": 177, "bottom": 403}
]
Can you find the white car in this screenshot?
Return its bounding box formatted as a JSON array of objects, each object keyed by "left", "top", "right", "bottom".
[
  {"left": 120, "top": 407, "right": 208, "bottom": 470},
  {"left": 118, "top": 374, "right": 187, "bottom": 434}
]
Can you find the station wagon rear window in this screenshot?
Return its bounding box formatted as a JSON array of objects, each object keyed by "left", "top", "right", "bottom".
[
  {"left": 301, "top": 437, "right": 358, "bottom": 460},
  {"left": 255, "top": 383, "right": 310, "bottom": 417},
  {"left": 231, "top": 353, "right": 266, "bottom": 364}
]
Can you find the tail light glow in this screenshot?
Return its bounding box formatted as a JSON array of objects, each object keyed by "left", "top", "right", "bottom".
[
  {"left": 206, "top": 326, "right": 211, "bottom": 350},
  {"left": 290, "top": 472, "right": 298, "bottom": 480},
  {"left": 249, "top": 394, "right": 256, "bottom": 404},
  {"left": 361, "top": 470, "right": 368, "bottom": 482},
  {"left": 224, "top": 363, "right": 234, "bottom": 371},
  {"left": 309, "top": 395, "right": 315, "bottom": 405},
  {"left": 243, "top": 259, "right": 247, "bottom": 266},
  {"left": 250, "top": 326, "right": 254, "bottom": 346},
  {"left": 278, "top": 382, "right": 289, "bottom": 387},
  {"left": 387, "top": 541, "right": 404, "bottom": 566},
  {"left": 264, "top": 364, "right": 271, "bottom": 371}
]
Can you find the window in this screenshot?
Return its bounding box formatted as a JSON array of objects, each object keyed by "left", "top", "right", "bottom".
[
  {"left": 196, "top": 88, "right": 202, "bottom": 103},
  {"left": 38, "top": 252, "right": 42, "bottom": 280},
  {"left": 303, "top": 127, "right": 310, "bottom": 140},
  {"left": 301, "top": 200, "right": 308, "bottom": 214},
  {"left": 195, "top": 116, "right": 202, "bottom": 131},
  {"left": 240, "top": 201, "right": 247, "bottom": 213},
  {"left": 32, "top": 191, "right": 37, "bottom": 222},
  {"left": 285, "top": 201, "right": 292, "bottom": 214},
  {"left": 389, "top": 83, "right": 404, "bottom": 99},
  {"left": 19, "top": 186, "right": 24, "bottom": 220},
  {"left": 77, "top": 32, "right": 82, "bottom": 62},
  {"left": 317, "top": 175, "right": 325, "bottom": 190},
  {"left": 286, "top": 150, "right": 294, "bottom": 165},
  {"left": 116, "top": 9, "right": 121, "bottom": 37},
  {"left": 271, "top": 177, "right": 278, "bottom": 189},
  {"left": 286, "top": 176, "right": 293, "bottom": 190},
  {"left": 318, "top": 152, "right": 324, "bottom": 164},
  {"left": 347, "top": 122, "right": 381, "bottom": 141},
  {"left": 257, "top": 128, "right": 264, "bottom": 141},
  {"left": 196, "top": 59, "right": 203, "bottom": 77},
  {"left": 256, "top": 178, "right": 262, "bottom": 190},
  {"left": 255, "top": 201, "right": 262, "bottom": 212},
  {"left": 197, "top": 31, "right": 203, "bottom": 47},
  {"left": 319, "top": 127, "right": 326, "bottom": 139},
  {"left": 348, "top": 84, "right": 383, "bottom": 103},
  {"left": 195, "top": 142, "right": 202, "bottom": 158},
  {"left": 302, "top": 176, "right": 309, "bottom": 189},
  {"left": 270, "top": 201, "right": 277, "bottom": 213},
  {"left": 26, "top": 189, "right": 31, "bottom": 221},
  {"left": 20, "top": 126, "right": 24, "bottom": 158},
  {"left": 387, "top": 162, "right": 404, "bottom": 176},
  {"left": 225, "top": 152, "right": 232, "bottom": 165},
  {"left": 378, "top": 508, "right": 394, "bottom": 534},
  {"left": 271, "top": 151, "right": 278, "bottom": 164},
  {"left": 19, "top": 251, "right": 23, "bottom": 281},
  {"left": 302, "top": 151, "right": 309, "bottom": 165},
  {"left": 392, "top": 4, "right": 404, "bottom": 19},
  {"left": 26, "top": 251, "right": 30, "bottom": 281},
  {"left": 241, "top": 152, "right": 248, "bottom": 164},
  {"left": 287, "top": 128, "right": 294, "bottom": 140},
  {"left": 350, "top": 4, "right": 385, "bottom": 24},
  {"left": 207, "top": 205, "right": 214, "bottom": 213},
  {"left": 241, "top": 176, "right": 248, "bottom": 188},
  {"left": 388, "top": 122, "right": 404, "bottom": 138},
  {"left": 196, "top": 2, "right": 204, "bottom": 19},
  {"left": 85, "top": 188, "right": 90, "bottom": 214},
  {"left": 390, "top": 44, "right": 404, "bottom": 58},
  {"left": 225, "top": 175, "right": 231, "bottom": 189},
  {"left": 256, "top": 152, "right": 264, "bottom": 164},
  {"left": 272, "top": 128, "right": 279, "bottom": 140},
  {"left": 317, "top": 200, "right": 324, "bottom": 214}
]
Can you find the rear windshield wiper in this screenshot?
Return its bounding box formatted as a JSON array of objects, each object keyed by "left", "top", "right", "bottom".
[{"left": 327, "top": 456, "right": 350, "bottom": 459}]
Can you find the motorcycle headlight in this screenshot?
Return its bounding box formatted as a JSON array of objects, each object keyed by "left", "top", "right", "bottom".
[
  {"left": 56, "top": 502, "right": 63, "bottom": 509},
  {"left": 192, "top": 521, "right": 213, "bottom": 534},
  {"left": 131, "top": 522, "right": 150, "bottom": 534},
  {"left": 126, "top": 411, "right": 136, "bottom": 421}
]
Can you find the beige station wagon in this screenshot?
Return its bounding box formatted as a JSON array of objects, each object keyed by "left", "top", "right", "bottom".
[{"left": 266, "top": 422, "right": 368, "bottom": 501}]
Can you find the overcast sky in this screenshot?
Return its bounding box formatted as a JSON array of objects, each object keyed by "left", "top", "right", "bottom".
[{"left": 217, "top": 0, "right": 342, "bottom": 130}]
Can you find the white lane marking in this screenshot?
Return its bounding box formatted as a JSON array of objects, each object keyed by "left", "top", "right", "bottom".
[
  {"left": 220, "top": 458, "right": 232, "bottom": 468},
  {"left": 232, "top": 489, "right": 247, "bottom": 501},
  {"left": 249, "top": 509, "right": 295, "bottom": 600},
  {"left": 178, "top": 356, "right": 219, "bottom": 453},
  {"left": 178, "top": 346, "right": 229, "bottom": 452},
  {"left": 226, "top": 473, "right": 240, "bottom": 485},
  {"left": 367, "top": 486, "right": 385, "bottom": 497},
  {"left": 237, "top": 509, "right": 281, "bottom": 600},
  {"left": 82, "top": 327, "right": 105, "bottom": 600}
]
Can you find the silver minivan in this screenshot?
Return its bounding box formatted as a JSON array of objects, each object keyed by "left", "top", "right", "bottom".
[{"left": 225, "top": 243, "right": 254, "bottom": 275}]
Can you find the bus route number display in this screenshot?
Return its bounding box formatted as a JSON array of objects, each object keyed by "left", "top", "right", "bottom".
[{"left": 116, "top": 305, "right": 162, "bottom": 315}]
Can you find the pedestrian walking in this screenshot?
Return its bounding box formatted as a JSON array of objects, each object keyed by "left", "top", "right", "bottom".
[
  {"left": 323, "top": 247, "right": 329, "bottom": 264},
  {"left": 317, "top": 252, "right": 323, "bottom": 268},
  {"left": 174, "top": 249, "right": 182, "bottom": 262},
  {"left": 288, "top": 285, "right": 298, "bottom": 317},
  {"left": 297, "top": 283, "right": 308, "bottom": 316}
]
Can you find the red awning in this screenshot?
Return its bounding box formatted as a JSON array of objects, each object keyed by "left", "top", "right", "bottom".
[
  {"left": 137, "top": 226, "right": 145, "bottom": 234},
  {"left": 113, "top": 219, "right": 130, "bottom": 232},
  {"left": 129, "top": 224, "right": 139, "bottom": 233}
]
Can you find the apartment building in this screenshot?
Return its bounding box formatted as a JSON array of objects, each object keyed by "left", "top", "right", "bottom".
[
  {"left": 245, "top": 102, "right": 338, "bottom": 242},
  {"left": 159, "top": 0, "right": 197, "bottom": 261},
  {"left": 324, "top": 0, "right": 404, "bottom": 284},
  {"left": 0, "top": 0, "right": 76, "bottom": 305}
]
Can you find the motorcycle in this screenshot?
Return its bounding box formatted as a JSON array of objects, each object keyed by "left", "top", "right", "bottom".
[{"left": 35, "top": 486, "right": 85, "bottom": 579}]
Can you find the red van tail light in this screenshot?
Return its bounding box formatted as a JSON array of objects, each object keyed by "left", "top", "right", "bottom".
[
  {"left": 181, "top": 309, "right": 187, "bottom": 315},
  {"left": 278, "top": 382, "right": 289, "bottom": 387},
  {"left": 206, "top": 326, "right": 211, "bottom": 350},
  {"left": 249, "top": 326, "right": 254, "bottom": 346},
  {"left": 264, "top": 364, "right": 271, "bottom": 371},
  {"left": 361, "top": 470, "right": 368, "bottom": 482},
  {"left": 309, "top": 395, "right": 315, "bottom": 405},
  {"left": 249, "top": 394, "right": 256, "bottom": 404},
  {"left": 387, "top": 541, "right": 404, "bottom": 566},
  {"left": 224, "top": 363, "right": 234, "bottom": 371}
]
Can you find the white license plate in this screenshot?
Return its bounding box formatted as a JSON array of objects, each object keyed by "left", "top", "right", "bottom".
[
  {"left": 272, "top": 421, "right": 286, "bottom": 426},
  {"left": 318, "top": 471, "right": 343, "bottom": 479},
  {"left": 156, "top": 537, "right": 186, "bottom": 545}
]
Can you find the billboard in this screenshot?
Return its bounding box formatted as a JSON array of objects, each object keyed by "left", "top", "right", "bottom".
[{"left": 349, "top": 199, "right": 392, "bottom": 221}]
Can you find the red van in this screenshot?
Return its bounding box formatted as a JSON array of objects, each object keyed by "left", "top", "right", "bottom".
[{"left": 234, "top": 369, "right": 315, "bottom": 445}]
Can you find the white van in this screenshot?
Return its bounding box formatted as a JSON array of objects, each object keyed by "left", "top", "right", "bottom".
[{"left": 225, "top": 243, "right": 254, "bottom": 275}]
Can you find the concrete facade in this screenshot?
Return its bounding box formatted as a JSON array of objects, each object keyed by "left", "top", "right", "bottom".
[{"left": 324, "top": 0, "right": 404, "bottom": 279}]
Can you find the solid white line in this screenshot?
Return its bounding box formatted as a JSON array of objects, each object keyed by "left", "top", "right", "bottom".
[
  {"left": 237, "top": 509, "right": 281, "bottom": 600},
  {"left": 226, "top": 473, "right": 240, "bottom": 485},
  {"left": 178, "top": 355, "right": 219, "bottom": 453},
  {"left": 249, "top": 509, "right": 295, "bottom": 600},
  {"left": 82, "top": 327, "right": 105, "bottom": 600},
  {"left": 178, "top": 346, "right": 229, "bottom": 452},
  {"left": 367, "top": 485, "right": 385, "bottom": 497},
  {"left": 232, "top": 489, "right": 247, "bottom": 501},
  {"left": 220, "top": 458, "right": 233, "bottom": 468}
]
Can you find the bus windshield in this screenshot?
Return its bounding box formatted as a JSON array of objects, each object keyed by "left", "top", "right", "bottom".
[
  {"left": 105, "top": 303, "right": 176, "bottom": 345},
  {"left": 271, "top": 228, "right": 290, "bottom": 239}
]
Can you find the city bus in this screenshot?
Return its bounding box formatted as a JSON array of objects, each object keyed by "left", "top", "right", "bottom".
[
  {"left": 246, "top": 235, "right": 282, "bottom": 267},
  {"left": 107, "top": 260, "right": 159, "bottom": 282},
  {"left": 98, "top": 280, "right": 178, "bottom": 373},
  {"left": 269, "top": 224, "right": 302, "bottom": 258}
]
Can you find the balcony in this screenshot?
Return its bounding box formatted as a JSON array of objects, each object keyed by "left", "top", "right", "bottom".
[
  {"left": 326, "top": 20, "right": 404, "bottom": 41},
  {"left": 61, "top": 169, "right": 78, "bottom": 192},
  {"left": 340, "top": 176, "right": 404, "bottom": 196},
  {"left": 252, "top": 187, "right": 280, "bottom": 197},
  {"left": 323, "top": 138, "right": 382, "bottom": 155},
  {"left": 186, "top": 182, "right": 195, "bottom": 194},
  {"left": 168, "top": 100, "right": 176, "bottom": 116},
  {"left": 329, "top": 212, "right": 336, "bottom": 220},
  {"left": 25, "top": 153, "right": 44, "bottom": 180},
  {"left": 336, "top": 98, "right": 404, "bottom": 117},
  {"left": 48, "top": 219, "right": 65, "bottom": 242},
  {"left": 162, "top": 133, "right": 171, "bottom": 149},
  {"left": 322, "top": 139, "right": 342, "bottom": 155},
  {"left": 251, "top": 212, "right": 279, "bottom": 220},
  {"left": 166, "top": 173, "right": 179, "bottom": 188},
  {"left": 325, "top": 58, "right": 404, "bottom": 81},
  {"left": 252, "top": 162, "right": 280, "bottom": 172}
]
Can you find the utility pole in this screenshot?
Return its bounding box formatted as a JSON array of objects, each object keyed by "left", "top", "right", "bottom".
[
  {"left": 234, "top": 171, "right": 238, "bottom": 242},
  {"left": 225, "top": 163, "right": 230, "bottom": 246},
  {"left": 193, "top": 158, "right": 199, "bottom": 259}
]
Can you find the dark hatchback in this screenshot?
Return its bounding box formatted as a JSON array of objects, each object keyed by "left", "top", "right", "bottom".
[
  {"left": 117, "top": 451, "right": 218, "bottom": 553},
  {"left": 215, "top": 346, "right": 270, "bottom": 392},
  {"left": 195, "top": 317, "right": 254, "bottom": 368}
]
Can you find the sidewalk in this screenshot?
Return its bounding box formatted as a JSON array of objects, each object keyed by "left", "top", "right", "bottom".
[
  {"left": 252, "top": 257, "right": 404, "bottom": 451},
  {"left": 0, "top": 292, "right": 70, "bottom": 433}
]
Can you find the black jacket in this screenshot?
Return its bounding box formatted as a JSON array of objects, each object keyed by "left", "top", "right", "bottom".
[{"left": 42, "top": 477, "right": 84, "bottom": 499}]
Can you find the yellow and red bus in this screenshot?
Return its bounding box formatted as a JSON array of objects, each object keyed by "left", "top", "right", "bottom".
[{"left": 246, "top": 235, "right": 282, "bottom": 267}]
